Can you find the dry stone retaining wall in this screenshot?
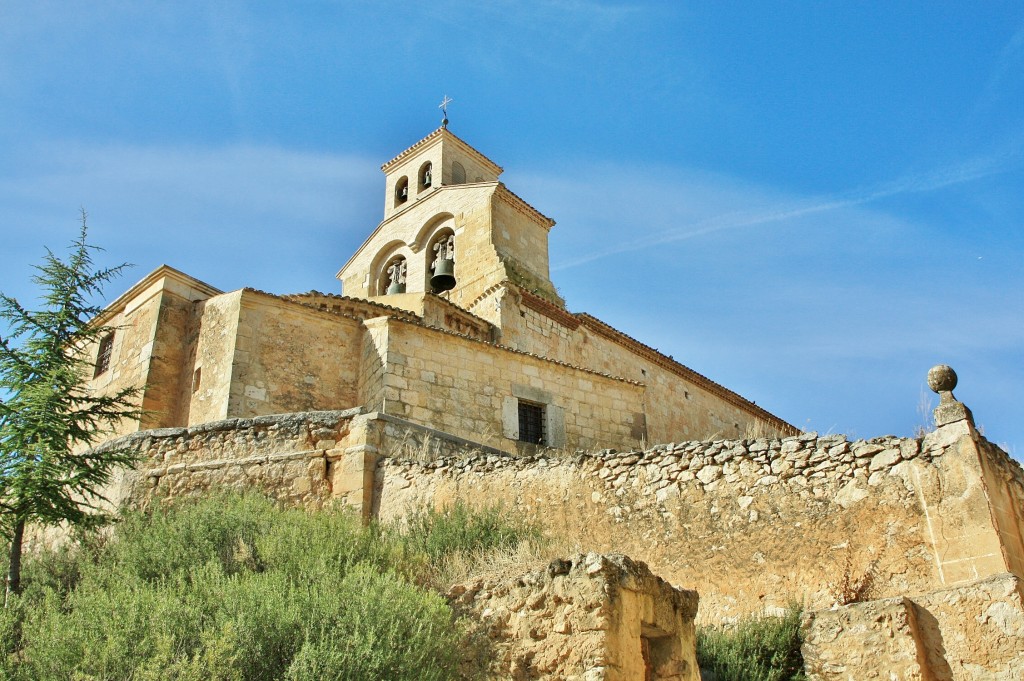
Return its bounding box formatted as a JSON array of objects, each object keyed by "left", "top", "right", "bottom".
[{"left": 376, "top": 429, "right": 1024, "bottom": 621}]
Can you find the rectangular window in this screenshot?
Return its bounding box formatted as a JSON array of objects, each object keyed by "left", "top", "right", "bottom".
[
  {"left": 93, "top": 332, "right": 114, "bottom": 378},
  {"left": 517, "top": 400, "right": 546, "bottom": 445}
]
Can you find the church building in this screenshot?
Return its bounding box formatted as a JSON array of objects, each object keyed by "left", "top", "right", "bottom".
[{"left": 86, "top": 126, "right": 796, "bottom": 459}]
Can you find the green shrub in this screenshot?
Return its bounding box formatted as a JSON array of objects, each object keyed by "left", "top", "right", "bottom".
[
  {"left": 697, "top": 604, "right": 806, "bottom": 681},
  {"left": 400, "top": 500, "right": 540, "bottom": 560},
  {"left": 0, "top": 493, "right": 537, "bottom": 680},
  {"left": 285, "top": 563, "right": 462, "bottom": 681}
]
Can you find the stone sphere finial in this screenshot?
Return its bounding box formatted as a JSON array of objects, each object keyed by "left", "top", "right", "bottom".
[{"left": 927, "top": 364, "right": 957, "bottom": 394}]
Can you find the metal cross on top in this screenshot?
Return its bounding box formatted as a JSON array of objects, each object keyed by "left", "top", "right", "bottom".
[{"left": 439, "top": 95, "right": 453, "bottom": 128}]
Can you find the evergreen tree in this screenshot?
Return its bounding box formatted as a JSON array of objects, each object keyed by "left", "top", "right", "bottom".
[{"left": 0, "top": 213, "right": 141, "bottom": 606}]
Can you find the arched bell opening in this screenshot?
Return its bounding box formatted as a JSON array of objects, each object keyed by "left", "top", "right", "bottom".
[
  {"left": 394, "top": 176, "right": 409, "bottom": 207},
  {"left": 427, "top": 229, "right": 456, "bottom": 293},
  {"left": 378, "top": 254, "right": 408, "bottom": 295},
  {"left": 418, "top": 161, "right": 433, "bottom": 192}
]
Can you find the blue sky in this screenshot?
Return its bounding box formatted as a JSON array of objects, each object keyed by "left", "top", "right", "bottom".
[{"left": 2, "top": 2, "right": 1022, "bottom": 456}]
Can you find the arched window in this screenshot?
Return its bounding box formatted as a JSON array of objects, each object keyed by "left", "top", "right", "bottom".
[
  {"left": 379, "top": 255, "right": 408, "bottom": 295},
  {"left": 427, "top": 229, "right": 456, "bottom": 293},
  {"left": 451, "top": 161, "right": 466, "bottom": 185},
  {"left": 418, "top": 162, "right": 432, "bottom": 191},
  {"left": 394, "top": 176, "right": 409, "bottom": 206}
]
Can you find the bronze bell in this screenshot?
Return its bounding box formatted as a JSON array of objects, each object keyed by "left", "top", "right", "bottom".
[
  {"left": 386, "top": 280, "right": 405, "bottom": 295},
  {"left": 431, "top": 259, "right": 456, "bottom": 292}
]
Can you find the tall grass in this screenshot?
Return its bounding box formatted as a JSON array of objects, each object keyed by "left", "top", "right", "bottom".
[
  {"left": 399, "top": 501, "right": 544, "bottom": 589},
  {"left": 696, "top": 605, "right": 806, "bottom": 681},
  {"left": 0, "top": 493, "right": 538, "bottom": 680},
  {"left": 401, "top": 501, "right": 540, "bottom": 560}
]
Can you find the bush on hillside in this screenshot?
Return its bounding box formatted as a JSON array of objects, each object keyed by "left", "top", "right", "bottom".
[{"left": 0, "top": 493, "right": 537, "bottom": 680}]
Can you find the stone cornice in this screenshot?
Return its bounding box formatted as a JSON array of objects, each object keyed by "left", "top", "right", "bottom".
[
  {"left": 494, "top": 183, "right": 555, "bottom": 229},
  {"left": 516, "top": 286, "right": 580, "bottom": 329},
  {"left": 279, "top": 290, "right": 421, "bottom": 323}
]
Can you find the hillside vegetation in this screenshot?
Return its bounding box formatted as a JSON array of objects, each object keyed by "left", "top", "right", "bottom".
[{"left": 0, "top": 494, "right": 537, "bottom": 680}]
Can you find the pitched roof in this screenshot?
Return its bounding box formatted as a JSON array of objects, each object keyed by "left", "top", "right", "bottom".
[{"left": 381, "top": 127, "right": 503, "bottom": 176}]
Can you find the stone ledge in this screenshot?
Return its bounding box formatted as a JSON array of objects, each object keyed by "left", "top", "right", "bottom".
[{"left": 144, "top": 449, "right": 321, "bottom": 477}]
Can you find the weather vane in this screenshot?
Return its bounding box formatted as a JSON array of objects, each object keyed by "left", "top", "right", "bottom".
[{"left": 439, "top": 95, "right": 453, "bottom": 129}]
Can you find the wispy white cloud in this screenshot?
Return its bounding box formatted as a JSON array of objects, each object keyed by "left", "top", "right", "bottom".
[
  {"left": 546, "top": 145, "right": 1023, "bottom": 271},
  {"left": 974, "top": 21, "right": 1024, "bottom": 115}
]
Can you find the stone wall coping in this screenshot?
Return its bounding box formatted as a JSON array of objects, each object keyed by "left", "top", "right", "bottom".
[
  {"left": 464, "top": 282, "right": 507, "bottom": 316},
  {"left": 377, "top": 431, "right": 946, "bottom": 490},
  {"left": 92, "top": 408, "right": 364, "bottom": 455},
  {"left": 236, "top": 288, "right": 373, "bottom": 327},
  {"left": 281, "top": 290, "right": 422, "bottom": 323},
  {"left": 144, "top": 449, "right": 321, "bottom": 478}
]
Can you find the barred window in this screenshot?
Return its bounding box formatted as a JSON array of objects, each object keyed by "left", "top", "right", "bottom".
[
  {"left": 94, "top": 332, "right": 114, "bottom": 378},
  {"left": 517, "top": 400, "right": 545, "bottom": 445}
]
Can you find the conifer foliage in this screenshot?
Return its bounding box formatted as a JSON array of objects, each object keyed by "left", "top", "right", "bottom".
[{"left": 0, "top": 213, "right": 141, "bottom": 605}]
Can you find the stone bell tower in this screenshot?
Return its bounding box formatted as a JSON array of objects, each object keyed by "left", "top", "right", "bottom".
[{"left": 335, "top": 126, "right": 561, "bottom": 318}]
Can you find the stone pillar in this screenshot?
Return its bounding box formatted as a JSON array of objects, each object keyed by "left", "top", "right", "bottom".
[
  {"left": 327, "top": 414, "right": 380, "bottom": 521},
  {"left": 917, "top": 365, "right": 1010, "bottom": 584}
]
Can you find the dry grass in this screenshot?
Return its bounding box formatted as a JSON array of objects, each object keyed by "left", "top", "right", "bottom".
[
  {"left": 428, "top": 538, "right": 550, "bottom": 590},
  {"left": 429, "top": 533, "right": 586, "bottom": 591},
  {"left": 913, "top": 387, "right": 936, "bottom": 438}
]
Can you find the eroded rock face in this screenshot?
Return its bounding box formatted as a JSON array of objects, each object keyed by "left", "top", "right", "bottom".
[{"left": 447, "top": 553, "right": 699, "bottom": 681}]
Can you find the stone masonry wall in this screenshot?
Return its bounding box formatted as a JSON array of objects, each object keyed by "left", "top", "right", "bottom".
[
  {"left": 138, "top": 286, "right": 196, "bottom": 429},
  {"left": 85, "top": 279, "right": 164, "bottom": 437},
  {"left": 376, "top": 429, "right": 1024, "bottom": 622},
  {"left": 373, "top": 316, "right": 647, "bottom": 453},
  {"left": 978, "top": 438, "right": 1024, "bottom": 580},
  {"left": 226, "top": 291, "right": 363, "bottom": 418},
  {"left": 188, "top": 292, "right": 241, "bottom": 424},
  {"left": 104, "top": 409, "right": 363, "bottom": 511},
  {"left": 491, "top": 288, "right": 793, "bottom": 443}
]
